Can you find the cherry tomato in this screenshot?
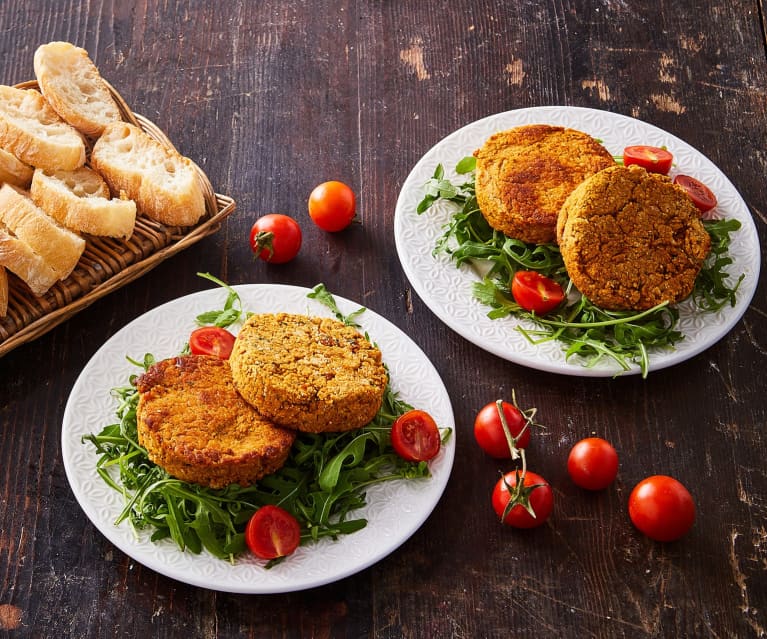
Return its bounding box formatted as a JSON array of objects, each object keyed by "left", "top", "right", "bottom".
[
  {"left": 623, "top": 145, "right": 673, "bottom": 174},
  {"left": 390, "top": 409, "right": 441, "bottom": 462},
  {"left": 567, "top": 437, "right": 619, "bottom": 490},
  {"left": 511, "top": 271, "right": 565, "bottom": 315},
  {"left": 245, "top": 505, "right": 302, "bottom": 560},
  {"left": 673, "top": 174, "right": 718, "bottom": 215},
  {"left": 308, "top": 181, "right": 356, "bottom": 232},
  {"left": 474, "top": 400, "right": 531, "bottom": 459},
  {"left": 249, "top": 214, "right": 302, "bottom": 263},
  {"left": 628, "top": 475, "right": 695, "bottom": 542},
  {"left": 189, "top": 326, "right": 236, "bottom": 359},
  {"left": 492, "top": 470, "right": 553, "bottom": 529}
]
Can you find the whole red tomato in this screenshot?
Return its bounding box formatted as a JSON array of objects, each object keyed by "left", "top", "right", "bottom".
[
  {"left": 567, "top": 437, "right": 619, "bottom": 490},
  {"left": 492, "top": 470, "right": 553, "bottom": 529},
  {"left": 249, "top": 214, "right": 302, "bottom": 263},
  {"left": 308, "top": 181, "right": 356, "bottom": 232},
  {"left": 474, "top": 400, "right": 531, "bottom": 459},
  {"left": 628, "top": 475, "right": 695, "bottom": 542}
]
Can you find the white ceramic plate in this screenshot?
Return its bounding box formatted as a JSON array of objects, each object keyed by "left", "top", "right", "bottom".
[
  {"left": 62, "top": 284, "right": 455, "bottom": 593},
  {"left": 394, "top": 106, "right": 760, "bottom": 376}
]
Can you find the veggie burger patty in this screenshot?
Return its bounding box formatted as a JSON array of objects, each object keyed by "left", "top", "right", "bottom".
[
  {"left": 229, "top": 313, "right": 388, "bottom": 433},
  {"left": 135, "top": 354, "right": 296, "bottom": 489},
  {"left": 557, "top": 164, "right": 711, "bottom": 310},
  {"left": 474, "top": 124, "right": 615, "bottom": 244}
]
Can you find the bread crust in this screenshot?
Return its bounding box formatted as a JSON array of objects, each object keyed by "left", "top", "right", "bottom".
[
  {"left": 0, "top": 266, "right": 8, "bottom": 317},
  {"left": 0, "top": 227, "right": 59, "bottom": 296},
  {"left": 33, "top": 41, "right": 121, "bottom": 137},
  {"left": 0, "top": 86, "right": 85, "bottom": 171},
  {"left": 0, "top": 147, "right": 33, "bottom": 188},
  {"left": 474, "top": 124, "right": 615, "bottom": 244},
  {"left": 557, "top": 164, "right": 711, "bottom": 310},
  {"left": 230, "top": 313, "right": 388, "bottom": 433},
  {"left": 31, "top": 167, "right": 137, "bottom": 239},
  {"left": 0, "top": 184, "right": 85, "bottom": 281},
  {"left": 91, "top": 122, "right": 206, "bottom": 227}
]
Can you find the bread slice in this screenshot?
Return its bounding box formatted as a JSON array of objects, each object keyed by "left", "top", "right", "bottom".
[
  {"left": 0, "top": 146, "right": 34, "bottom": 188},
  {"left": 0, "top": 226, "right": 59, "bottom": 297},
  {"left": 31, "top": 167, "right": 137, "bottom": 239},
  {"left": 33, "top": 41, "right": 121, "bottom": 137},
  {"left": 0, "top": 184, "right": 85, "bottom": 280},
  {"left": 0, "top": 85, "right": 86, "bottom": 171},
  {"left": 91, "top": 121, "right": 206, "bottom": 226},
  {"left": 0, "top": 266, "right": 8, "bottom": 317}
]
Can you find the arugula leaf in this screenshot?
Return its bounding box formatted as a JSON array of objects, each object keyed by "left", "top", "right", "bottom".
[{"left": 307, "top": 283, "right": 366, "bottom": 326}]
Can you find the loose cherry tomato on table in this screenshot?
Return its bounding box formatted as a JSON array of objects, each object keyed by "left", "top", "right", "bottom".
[
  {"left": 245, "top": 505, "right": 302, "bottom": 560},
  {"left": 249, "top": 214, "right": 302, "bottom": 263},
  {"left": 492, "top": 470, "right": 553, "bottom": 529},
  {"left": 567, "top": 437, "right": 619, "bottom": 490},
  {"left": 628, "top": 475, "right": 695, "bottom": 542},
  {"left": 308, "top": 180, "right": 356, "bottom": 232},
  {"left": 390, "top": 409, "right": 441, "bottom": 462},
  {"left": 511, "top": 271, "right": 565, "bottom": 315},
  {"left": 623, "top": 145, "right": 674, "bottom": 174},
  {"left": 673, "top": 174, "right": 718, "bottom": 215},
  {"left": 189, "top": 326, "right": 236, "bottom": 359},
  {"left": 474, "top": 400, "right": 531, "bottom": 459}
]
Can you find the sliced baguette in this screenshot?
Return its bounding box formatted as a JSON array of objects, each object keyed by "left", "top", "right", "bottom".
[
  {"left": 31, "top": 167, "right": 137, "bottom": 239},
  {"left": 0, "top": 85, "right": 86, "bottom": 171},
  {"left": 33, "top": 41, "right": 121, "bottom": 137},
  {"left": 0, "top": 266, "right": 7, "bottom": 317},
  {"left": 0, "top": 226, "right": 59, "bottom": 297},
  {"left": 91, "top": 121, "right": 206, "bottom": 226},
  {"left": 0, "top": 146, "right": 34, "bottom": 188},
  {"left": 0, "top": 184, "right": 85, "bottom": 280}
]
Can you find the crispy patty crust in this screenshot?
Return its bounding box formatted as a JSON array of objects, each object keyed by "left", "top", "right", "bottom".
[
  {"left": 135, "top": 355, "right": 295, "bottom": 488},
  {"left": 557, "top": 164, "right": 711, "bottom": 311},
  {"left": 474, "top": 124, "right": 615, "bottom": 244},
  {"left": 229, "top": 313, "right": 388, "bottom": 433}
]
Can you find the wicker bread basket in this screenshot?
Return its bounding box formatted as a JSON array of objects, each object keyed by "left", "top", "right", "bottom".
[{"left": 0, "top": 80, "right": 236, "bottom": 358}]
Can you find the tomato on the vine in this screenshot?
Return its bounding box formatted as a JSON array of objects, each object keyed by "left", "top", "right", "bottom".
[
  {"left": 673, "top": 174, "right": 717, "bottom": 215},
  {"left": 308, "top": 180, "right": 356, "bottom": 232},
  {"left": 567, "top": 437, "right": 619, "bottom": 490},
  {"left": 623, "top": 145, "right": 673, "bottom": 174},
  {"left": 492, "top": 470, "right": 553, "bottom": 528},
  {"left": 390, "top": 409, "right": 441, "bottom": 462},
  {"left": 628, "top": 475, "right": 695, "bottom": 542},
  {"left": 249, "top": 214, "right": 302, "bottom": 263},
  {"left": 245, "top": 505, "right": 302, "bottom": 560},
  {"left": 474, "top": 400, "right": 531, "bottom": 459},
  {"left": 511, "top": 271, "right": 565, "bottom": 315},
  {"left": 189, "top": 326, "right": 236, "bottom": 359}
]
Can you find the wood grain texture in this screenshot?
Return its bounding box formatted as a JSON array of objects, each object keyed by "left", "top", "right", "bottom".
[{"left": 0, "top": 1, "right": 765, "bottom": 637}]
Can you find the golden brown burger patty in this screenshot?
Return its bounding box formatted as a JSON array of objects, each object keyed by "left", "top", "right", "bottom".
[
  {"left": 135, "top": 354, "right": 296, "bottom": 489},
  {"left": 557, "top": 164, "right": 711, "bottom": 311},
  {"left": 474, "top": 124, "right": 615, "bottom": 244},
  {"left": 229, "top": 313, "right": 388, "bottom": 433}
]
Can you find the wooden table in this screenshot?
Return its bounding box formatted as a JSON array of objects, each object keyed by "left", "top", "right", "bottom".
[{"left": 1, "top": 2, "right": 765, "bottom": 637}]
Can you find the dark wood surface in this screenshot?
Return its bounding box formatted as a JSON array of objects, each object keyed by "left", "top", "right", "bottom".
[{"left": 1, "top": 2, "right": 766, "bottom": 637}]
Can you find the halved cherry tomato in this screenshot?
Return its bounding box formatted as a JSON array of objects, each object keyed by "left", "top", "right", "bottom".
[
  {"left": 492, "top": 470, "right": 553, "bottom": 529},
  {"left": 474, "top": 400, "right": 531, "bottom": 459},
  {"left": 567, "top": 437, "right": 619, "bottom": 490},
  {"left": 308, "top": 181, "right": 356, "bottom": 232},
  {"left": 390, "top": 409, "right": 441, "bottom": 462},
  {"left": 189, "top": 326, "right": 236, "bottom": 359},
  {"left": 249, "top": 214, "right": 302, "bottom": 263},
  {"left": 628, "top": 475, "right": 695, "bottom": 542},
  {"left": 623, "top": 145, "right": 673, "bottom": 174},
  {"left": 511, "top": 271, "right": 565, "bottom": 315},
  {"left": 673, "top": 174, "right": 717, "bottom": 215},
  {"left": 245, "top": 505, "right": 302, "bottom": 560}
]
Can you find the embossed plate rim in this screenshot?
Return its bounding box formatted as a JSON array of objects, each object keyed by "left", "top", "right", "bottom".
[
  {"left": 61, "top": 284, "right": 455, "bottom": 593},
  {"left": 394, "top": 106, "right": 760, "bottom": 376}
]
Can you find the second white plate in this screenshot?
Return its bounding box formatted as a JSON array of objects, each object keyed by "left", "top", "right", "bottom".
[{"left": 394, "top": 106, "right": 760, "bottom": 376}]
